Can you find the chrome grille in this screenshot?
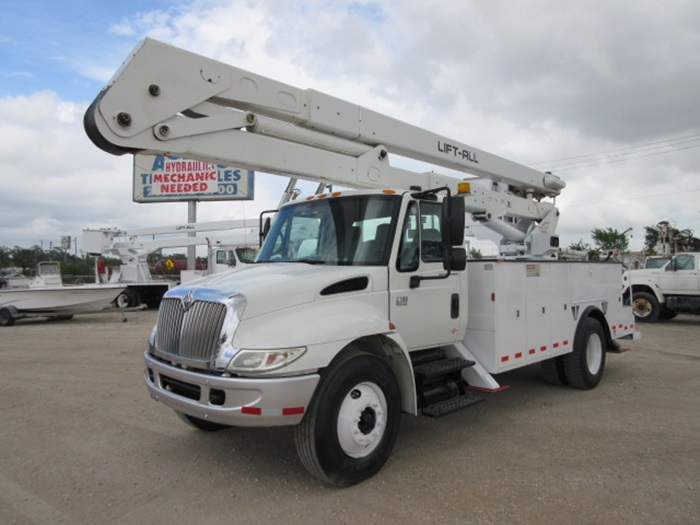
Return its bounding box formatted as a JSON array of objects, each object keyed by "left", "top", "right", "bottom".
[{"left": 156, "top": 298, "right": 228, "bottom": 365}]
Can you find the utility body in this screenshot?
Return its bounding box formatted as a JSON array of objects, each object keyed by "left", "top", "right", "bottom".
[
  {"left": 85, "top": 39, "right": 637, "bottom": 486},
  {"left": 627, "top": 252, "right": 700, "bottom": 321}
]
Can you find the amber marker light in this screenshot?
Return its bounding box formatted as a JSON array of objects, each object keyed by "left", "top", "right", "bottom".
[{"left": 457, "top": 182, "right": 472, "bottom": 194}]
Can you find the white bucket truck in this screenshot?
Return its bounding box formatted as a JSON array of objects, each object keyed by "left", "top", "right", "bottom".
[
  {"left": 82, "top": 220, "right": 258, "bottom": 308},
  {"left": 85, "top": 39, "right": 638, "bottom": 486}
]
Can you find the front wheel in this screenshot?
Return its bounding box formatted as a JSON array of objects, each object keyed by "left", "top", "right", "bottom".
[
  {"left": 294, "top": 349, "right": 401, "bottom": 487},
  {"left": 563, "top": 317, "right": 606, "bottom": 390},
  {"left": 632, "top": 291, "right": 660, "bottom": 322}
]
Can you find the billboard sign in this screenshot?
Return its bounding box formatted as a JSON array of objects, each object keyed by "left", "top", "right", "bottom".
[{"left": 133, "top": 154, "right": 254, "bottom": 203}]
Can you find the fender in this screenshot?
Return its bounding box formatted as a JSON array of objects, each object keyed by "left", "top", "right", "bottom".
[
  {"left": 577, "top": 305, "right": 617, "bottom": 351},
  {"left": 234, "top": 296, "right": 419, "bottom": 414},
  {"left": 630, "top": 282, "right": 665, "bottom": 305}
]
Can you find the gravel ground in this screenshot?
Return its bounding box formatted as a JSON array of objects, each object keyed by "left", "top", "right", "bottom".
[{"left": 1, "top": 310, "right": 698, "bottom": 525}]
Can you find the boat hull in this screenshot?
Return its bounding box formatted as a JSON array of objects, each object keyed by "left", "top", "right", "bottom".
[{"left": 0, "top": 285, "right": 125, "bottom": 314}]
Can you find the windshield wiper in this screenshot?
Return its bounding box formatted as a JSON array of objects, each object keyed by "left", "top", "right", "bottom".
[{"left": 297, "top": 258, "right": 327, "bottom": 265}]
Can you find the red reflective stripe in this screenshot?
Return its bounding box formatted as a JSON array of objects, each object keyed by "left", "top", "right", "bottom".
[
  {"left": 515, "top": 352, "right": 523, "bottom": 359},
  {"left": 553, "top": 342, "right": 560, "bottom": 348},
  {"left": 540, "top": 346, "right": 547, "bottom": 352},
  {"left": 283, "top": 407, "right": 305, "bottom": 416},
  {"left": 529, "top": 349, "right": 536, "bottom": 355},
  {"left": 241, "top": 406, "right": 262, "bottom": 415},
  {"left": 563, "top": 340, "right": 569, "bottom": 345},
  {"left": 501, "top": 356, "right": 509, "bottom": 362}
]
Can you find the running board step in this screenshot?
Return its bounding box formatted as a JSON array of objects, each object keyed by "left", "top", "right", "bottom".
[
  {"left": 421, "top": 392, "right": 484, "bottom": 418},
  {"left": 414, "top": 357, "right": 475, "bottom": 380}
]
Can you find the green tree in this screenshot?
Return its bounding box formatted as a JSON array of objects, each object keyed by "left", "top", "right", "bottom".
[
  {"left": 11, "top": 246, "right": 41, "bottom": 274},
  {"left": 643, "top": 221, "right": 699, "bottom": 254},
  {"left": 591, "top": 227, "right": 629, "bottom": 253},
  {"left": 0, "top": 246, "right": 12, "bottom": 270},
  {"left": 61, "top": 257, "right": 98, "bottom": 284},
  {"left": 644, "top": 225, "right": 660, "bottom": 255},
  {"left": 468, "top": 248, "right": 483, "bottom": 260},
  {"left": 568, "top": 239, "right": 597, "bottom": 260}
]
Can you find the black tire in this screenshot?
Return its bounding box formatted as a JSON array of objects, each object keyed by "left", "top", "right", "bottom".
[
  {"left": 0, "top": 307, "right": 15, "bottom": 327},
  {"left": 632, "top": 291, "right": 660, "bottom": 322},
  {"left": 115, "top": 289, "right": 140, "bottom": 309},
  {"left": 144, "top": 294, "right": 163, "bottom": 309},
  {"left": 541, "top": 356, "right": 568, "bottom": 386},
  {"left": 294, "top": 349, "right": 402, "bottom": 487},
  {"left": 175, "top": 411, "right": 230, "bottom": 431},
  {"left": 563, "top": 317, "right": 606, "bottom": 390}
]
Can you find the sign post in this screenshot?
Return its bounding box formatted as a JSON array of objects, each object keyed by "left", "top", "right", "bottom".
[
  {"left": 133, "top": 154, "right": 254, "bottom": 203},
  {"left": 133, "top": 154, "right": 255, "bottom": 271}
]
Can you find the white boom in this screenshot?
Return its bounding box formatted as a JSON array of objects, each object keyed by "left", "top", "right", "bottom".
[
  {"left": 83, "top": 221, "right": 259, "bottom": 286},
  {"left": 85, "top": 38, "right": 565, "bottom": 256}
]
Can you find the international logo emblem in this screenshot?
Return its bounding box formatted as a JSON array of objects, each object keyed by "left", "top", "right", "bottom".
[{"left": 182, "top": 289, "right": 195, "bottom": 310}]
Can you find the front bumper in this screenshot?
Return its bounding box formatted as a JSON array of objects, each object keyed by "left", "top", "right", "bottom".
[{"left": 144, "top": 352, "right": 320, "bottom": 427}]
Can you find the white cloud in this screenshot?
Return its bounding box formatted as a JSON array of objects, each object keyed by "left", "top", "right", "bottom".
[{"left": 1, "top": 0, "right": 699, "bottom": 255}]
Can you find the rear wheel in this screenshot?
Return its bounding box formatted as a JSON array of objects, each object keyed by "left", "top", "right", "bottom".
[
  {"left": 541, "top": 356, "right": 568, "bottom": 386},
  {"left": 632, "top": 291, "right": 660, "bottom": 322},
  {"left": 294, "top": 349, "right": 401, "bottom": 487},
  {"left": 563, "top": 317, "right": 606, "bottom": 389}
]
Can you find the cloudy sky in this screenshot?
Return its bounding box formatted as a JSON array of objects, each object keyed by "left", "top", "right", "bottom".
[{"left": 1, "top": 0, "right": 699, "bottom": 254}]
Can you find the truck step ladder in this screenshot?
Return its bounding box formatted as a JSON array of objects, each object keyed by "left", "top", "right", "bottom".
[
  {"left": 421, "top": 392, "right": 484, "bottom": 418},
  {"left": 412, "top": 350, "right": 484, "bottom": 418},
  {"left": 413, "top": 356, "right": 476, "bottom": 378}
]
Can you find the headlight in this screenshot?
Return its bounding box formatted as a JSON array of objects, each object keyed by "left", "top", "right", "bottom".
[
  {"left": 147, "top": 325, "right": 157, "bottom": 355},
  {"left": 227, "top": 347, "right": 306, "bottom": 373}
]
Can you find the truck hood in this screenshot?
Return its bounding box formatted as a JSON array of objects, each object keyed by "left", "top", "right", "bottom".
[
  {"left": 168, "top": 263, "right": 385, "bottom": 319},
  {"left": 629, "top": 268, "right": 662, "bottom": 283}
]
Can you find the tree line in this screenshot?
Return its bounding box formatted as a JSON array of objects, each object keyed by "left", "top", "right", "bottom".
[{"left": 569, "top": 222, "right": 699, "bottom": 260}]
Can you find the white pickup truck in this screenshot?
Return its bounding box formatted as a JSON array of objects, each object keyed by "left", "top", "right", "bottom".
[{"left": 628, "top": 252, "right": 700, "bottom": 321}]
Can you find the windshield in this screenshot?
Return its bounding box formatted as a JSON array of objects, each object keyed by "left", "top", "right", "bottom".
[
  {"left": 645, "top": 258, "right": 669, "bottom": 269},
  {"left": 257, "top": 195, "right": 400, "bottom": 265}
]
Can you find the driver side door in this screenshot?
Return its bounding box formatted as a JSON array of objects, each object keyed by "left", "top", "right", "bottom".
[{"left": 388, "top": 200, "right": 464, "bottom": 350}]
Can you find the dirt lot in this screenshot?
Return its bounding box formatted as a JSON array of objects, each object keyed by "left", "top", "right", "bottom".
[{"left": 1, "top": 310, "right": 698, "bottom": 525}]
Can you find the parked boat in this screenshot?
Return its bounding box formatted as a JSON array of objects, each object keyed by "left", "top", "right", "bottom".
[{"left": 0, "top": 262, "right": 125, "bottom": 326}]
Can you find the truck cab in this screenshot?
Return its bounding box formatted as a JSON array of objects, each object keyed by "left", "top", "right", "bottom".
[
  {"left": 629, "top": 252, "right": 700, "bottom": 321},
  {"left": 658, "top": 253, "right": 699, "bottom": 294}
]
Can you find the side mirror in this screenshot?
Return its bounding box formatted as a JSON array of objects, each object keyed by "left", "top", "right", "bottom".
[
  {"left": 442, "top": 196, "right": 465, "bottom": 247},
  {"left": 450, "top": 247, "right": 467, "bottom": 271},
  {"left": 258, "top": 210, "right": 276, "bottom": 247}
]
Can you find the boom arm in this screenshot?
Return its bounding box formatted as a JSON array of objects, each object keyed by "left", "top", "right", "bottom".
[{"left": 85, "top": 38, "right": 566, "bottom": 256}]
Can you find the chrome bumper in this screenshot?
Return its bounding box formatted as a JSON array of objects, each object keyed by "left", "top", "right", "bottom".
[{"left": 144, "top": 352, "right": 320, "bottom": 427}]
